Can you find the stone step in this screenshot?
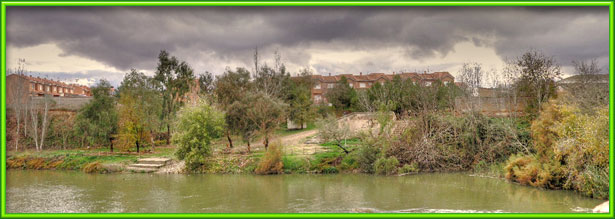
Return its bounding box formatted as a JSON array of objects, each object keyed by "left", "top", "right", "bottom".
[
  {"left": 126, "top": 166, "right": 157, "bottom": 173},
  {"left": 137, "top": 158, "right": 171, "bottom": 165},
  {"left": 128, "top": 163, "right": 164, "bottom": 169}
]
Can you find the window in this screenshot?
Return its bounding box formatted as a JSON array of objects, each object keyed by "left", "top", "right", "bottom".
[
  {"left": 314, "top": 83, "right": 321, "bottom": 89},
  {"left": 349, "top": 83, "right": 353, "bottom": 88},
  {"left": 444, "top": 81, "right": 450, "bottom": 85},
  {"left": 425, "top": 81, "right": 432, "bottom": 86},
  {"left": 30, "top": 83, "right": 34, "bottom": 90},
  {"left": 359, "top": 83, "right": 366, "bottom": 88},
  {"left": 46, "top": 86, "right": 50, "bottom": 92},
  {"left": 327, "top": 83, "right": 334, "bottom": 89},
  {"left": 53, "top": 87, "right": 57, "bottom": 92},
  {"left": 314, "top": 95, "right": 322, "bottom": 103}
]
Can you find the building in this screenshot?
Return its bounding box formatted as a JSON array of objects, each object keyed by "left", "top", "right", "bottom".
[
  {"left": 6, "top": 74, "right": 93, "bottom": 106},
  {"left": 307, "top": 72, "right": 454, "bottom": 103}
]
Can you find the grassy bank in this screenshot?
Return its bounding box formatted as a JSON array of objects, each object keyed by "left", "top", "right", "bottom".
[{"left": 7, "top": 147, "right": 175, "bottom": 173}]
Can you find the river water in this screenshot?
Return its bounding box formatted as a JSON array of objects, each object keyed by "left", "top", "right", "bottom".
[{"left": 6, "top": 170, "right": 603, "bottom": 213}]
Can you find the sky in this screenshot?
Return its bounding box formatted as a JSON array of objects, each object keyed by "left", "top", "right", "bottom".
[{"left": 5, "top": 6, "right": 610, "bottom": 87}]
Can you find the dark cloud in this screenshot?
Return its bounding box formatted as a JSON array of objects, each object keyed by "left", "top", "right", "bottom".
[{"left": 6, "top": 6, "right": 609, "bottom": 74}]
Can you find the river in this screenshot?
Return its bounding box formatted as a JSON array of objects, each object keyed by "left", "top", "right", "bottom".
[{"left": 6, "top": 170, "right": 603, "bottom": 213}]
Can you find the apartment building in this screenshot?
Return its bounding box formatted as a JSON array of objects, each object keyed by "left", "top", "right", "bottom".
[
  {"left": 308, "top": 72, "right": 455, "bottom": 103},
  {"left": 6, "top": 74, "right": 93, "bottom": 106}
]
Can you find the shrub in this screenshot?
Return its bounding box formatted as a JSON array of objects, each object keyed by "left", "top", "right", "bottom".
[
  {"left": 374, "top": 156, "right": 399, "bottom": 175},
  {"left": 509, "top": 99, "right": 609, "bottom": 199},
  {"left": 388, "top": 112, "right": 527, "bottom": 172},
  {"left": 398, "top": 163, "right": 419, "bottom": 175},
  {"left": 255, "top": 143, "right": 284, "bottom": 175},
  {"left": 355, "top": 137, "right": 381, "bottom": 173},
  {"left": 173, "top": 101, "right": 225, "bottom": 172},
  {"left": 83, "top": 162, "right": 106, "bottom": 174}
]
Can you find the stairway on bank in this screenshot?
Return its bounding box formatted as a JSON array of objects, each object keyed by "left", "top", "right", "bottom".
[{"left": 126, "top": 158, "right": 171, "bottom": 173}]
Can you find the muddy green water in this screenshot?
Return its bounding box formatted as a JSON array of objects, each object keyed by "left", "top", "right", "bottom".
[{"left": 6, "top": 170, "right": 603, "bottom": 213}]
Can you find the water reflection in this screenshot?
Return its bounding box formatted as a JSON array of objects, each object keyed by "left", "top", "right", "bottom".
[{"left": 6, "top": 171, "right": 603, "bottom": 213}]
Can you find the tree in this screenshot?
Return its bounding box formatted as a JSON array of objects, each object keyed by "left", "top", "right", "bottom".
[
  {"left": 252, "top": 49, "right": 291, "bottom": 99},
  {"left": 7, "top": 58, "right": 30, "bottom": 151},
  {"left": 317, "top": 115, "right": 353, "bottom": 154},
  {"left": 244, "top": 92, "right": 288, "bottom": 150},
  {"left": 117, "top": 69, "right": 161, "bottom": 152},
  {"left": 29, "top": 95, "right": 55, "bottom": 151},
  {"left": 458, "top": 62, "right": 484, "bottom": 111},
  {"left": 568, "top": 59, "right": 607, "bottom": 111},
  {"left": 286, "top": 69, "right": 316, "bottom": 129},
  {"left": 197, "top": 71, "right": 215, "bottom": 97},
  {"left": 173, "top": 100, "right": 225, "bottom": 171},
  {"left": 74, "top": 80, "right": 118, "bottom": 148},
  {"left": 226, "top": 98, "right": 258, "bottom": 152},
  {"left": 213, "top": 67, "right": 252, "bottom": 148},
  {"left": 153, "top": 50, "right": 196, "bottom": 144},
  {"left": 325, "top": 76, "right": 357, "bottom": 113},
  {"left": 513, "top": 50, "right": 561, "bottom": 116}
]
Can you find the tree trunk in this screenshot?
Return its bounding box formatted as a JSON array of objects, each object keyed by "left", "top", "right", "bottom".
[
  {"left": 136, "top": 140, "right": 140, "bottom": 153},
  {"left": 166, "top": 124, "right": 171, "bottom": 145},
  {"left": 263, "top": 136, "right": 269, "bottom": 151},
  {"left": 226, "top": 130, "right": 234, "bottom": 148},
  {"left": 247, "top": 141, "right": 251, "bottom": 153}
]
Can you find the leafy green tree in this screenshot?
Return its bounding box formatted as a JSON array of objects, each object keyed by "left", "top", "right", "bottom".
[
  {"left": 226, "top": 97, "right": 258, "bottom": 152},
  {"left": 286, "top": 73, "right": 315, "bottom": 129},
  {"left": 213, "top": 67, "right": 252, "bottom": 148},
  {"left": 244, "top": 92, "right": 288, "bottom": 150},
  {"left": 74, "top": 80, "right": 118, "bottom": 149},
  {"left": 513, "top": 50, "right": 561, "bottom": 117},
  {"left": 153, "top": 50, "right": 196, "bottom": 144},
  {"left": 325, "top": 76, "right": 358, "bottom": 113},
  {"left": 173, "top": 101, "right": 225, "bottom": 171},
  {"left": 117, "top": 69, "right": 161, "bottom": 152}
]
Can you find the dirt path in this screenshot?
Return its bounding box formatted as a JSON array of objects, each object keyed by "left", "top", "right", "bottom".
[{"left": 244, "top": 129, "right": 326, "bottom": 156}]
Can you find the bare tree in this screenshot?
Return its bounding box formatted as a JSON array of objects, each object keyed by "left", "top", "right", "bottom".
[
  {"left": 317, "top": 115, "right": 353, "bottom": 154},
  {"left": 502, "top": 58, "right": 521, "bottom": 117},
  {"left": 29, "top": 96, "right": 55, "bottom": 151},
  {"left": 458, "top": 62, "right": 484, "bottom": 112},
  {"left": 569, "top": 59, "right": 607, "bottom": 110},
  {"left": 7, "top": 58, "right": 30, "bottom": 151}
]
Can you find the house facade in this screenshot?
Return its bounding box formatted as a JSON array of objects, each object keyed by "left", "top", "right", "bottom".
[
  {"left": 307, "top": 72, "right": 455, "bottom": 103},
  {"left": 6, "top": 74, "right": 93, "bottom": 106}
]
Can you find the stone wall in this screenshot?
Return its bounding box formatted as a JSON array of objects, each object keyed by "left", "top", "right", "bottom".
[
  {"left": 455, "top": 96, "right": 528, "bottom": 117},
  {"left": 31, "top": 96, "right": 93, "bottom": 111}
]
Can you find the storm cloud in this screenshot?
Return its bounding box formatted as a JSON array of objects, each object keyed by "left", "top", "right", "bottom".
[{"left": 6, "top": 6, "right": 609, "bottom": 83}]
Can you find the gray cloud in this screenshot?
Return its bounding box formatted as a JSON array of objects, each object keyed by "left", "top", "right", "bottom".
[{"left": 6, "top": 6, "right": 609, "bottom": 75}]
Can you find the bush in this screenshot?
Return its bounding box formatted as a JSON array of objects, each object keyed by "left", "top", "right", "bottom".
[
  {"left": 355, "top": 137, "right": 381, "bottom": 173},
  {"left": 374, "top": 156, "right": 399, "bottom": 175},
  {"left": 83, "top": 162, "right": 107, "bottom": 174},
  {"left": 173, "top": 101, "right": 225, "bottom": 172},
  {"left": 398, "top": 163, "right": 419, "bottom": 175},
  {"left": 255, "top": 143, "right": 284, "bottom": 175},
  {"left": 508, "top": 99, "right": 609, "bottom": 199},
  {"left": 387, "top": 112, "right": 527, "bottom": 172}
]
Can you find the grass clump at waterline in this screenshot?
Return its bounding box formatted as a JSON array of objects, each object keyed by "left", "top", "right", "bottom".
[{"left": 255, "top": 143, "right": 284, "bottom": 175}]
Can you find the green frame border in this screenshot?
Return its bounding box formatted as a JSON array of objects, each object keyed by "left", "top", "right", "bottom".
[{"left": 0, "top": 1, "right": 613, "bottom": 218}]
